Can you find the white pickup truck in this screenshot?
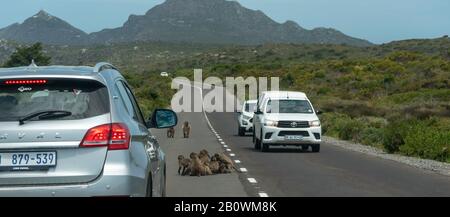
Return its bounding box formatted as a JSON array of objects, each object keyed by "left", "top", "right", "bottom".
[{"left": 252, "top": 91, "right": 322, "bottom": 152}]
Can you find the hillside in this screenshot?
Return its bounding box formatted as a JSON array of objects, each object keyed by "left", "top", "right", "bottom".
[
  {"left": 0, "top": 0, "right": 372, "bottom": 46},
  {"left": 0, "top": 10, "right": 88, "bottom": 45}
]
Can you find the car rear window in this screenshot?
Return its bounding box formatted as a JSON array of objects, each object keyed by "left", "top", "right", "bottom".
[{"left": 0, "top": 78, "right": 110, "bottom": 122}]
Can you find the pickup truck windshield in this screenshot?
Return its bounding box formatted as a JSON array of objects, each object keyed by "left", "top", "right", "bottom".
[
  {"left": 245, "top": 103, "right": 257, "bottom": 112},
  {"left": 266, "top": 99, "right": 313, "bottom": 114}
]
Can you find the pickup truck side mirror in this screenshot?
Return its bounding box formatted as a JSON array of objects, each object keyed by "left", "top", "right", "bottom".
[
  {"left": 254, "top": 109, "right": 263, "bottom": 115},
  {"left": 316, "top": 110, "right": 323, "bottom": 115},
  {"left": 147, "top": 109, "right": 178, "bottom": 129}
]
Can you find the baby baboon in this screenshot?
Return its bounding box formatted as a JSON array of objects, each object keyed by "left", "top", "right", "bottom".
[
  {"left": 182, "top": 121, "right": 191, "bottom": 138},
  {"left": 219, "top": 163, "right": 234, "bottom": 174},
  {"left": 177, "top": 155, "right": 191, "bottom": 176},
  {"left": 189, "top": 153, "right": 212, "bottom": 176},
  {"left": 167, "top": 127, "right": 175, "bottom": 138},
  {"left": 198, "top": 149, "right": 211, "bottom": 164},
  {"left": 208, "top": 156, "right": 221, "bottom": 174}
]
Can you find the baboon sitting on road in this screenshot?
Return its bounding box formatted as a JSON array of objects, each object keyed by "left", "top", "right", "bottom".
[
  {"left": 178, "top": 155, "right": 191, "bottom": 175},
  {"left": 198, "top": 149, "right": 211, "bottom": 164},
  {"left": 189, "top": 152, "right": 212, "bottom": 176}
]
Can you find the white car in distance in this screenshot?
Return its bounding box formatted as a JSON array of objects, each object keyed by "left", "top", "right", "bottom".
[
  {"left": 237, "top": 100, "right": 257, "bottom": 136},
  {"left": 252, "top": 91, "right": 322, "bottom": 152},
  {"left": 160, "top": 72, "right": 169, "bottom": 77}
]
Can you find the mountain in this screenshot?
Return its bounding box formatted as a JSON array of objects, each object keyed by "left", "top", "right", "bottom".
[
  {"left": 0, "top": 1, "right": 372, "bottom": 46},
  {"left": 0, "top": 10, "right": 88, "bottom": 45},
  {"left": 90, "top": 0, "right": 372, "bottom": 46}
]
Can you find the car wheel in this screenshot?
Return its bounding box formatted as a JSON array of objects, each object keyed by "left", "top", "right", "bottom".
[
  {"left": 252, "top": 127, "right": 256, "bottom": 143},
  {"left": 254, "top": 129, "right": 261, "bottom": 150},
  {"left": 162, "top": 167, "right": 167, "bottom": 197},
  {"left": 146, "top": 176, "right": 152, "bottom": 197},
  {"left": 312, "top": 144, "right": 320, "bottom": 153},
  {"left": 238, "top": 126, "right": 245, "bottom": 136},
  {"left": 260, "top": 130, "right": 269, "bottom": 152}
]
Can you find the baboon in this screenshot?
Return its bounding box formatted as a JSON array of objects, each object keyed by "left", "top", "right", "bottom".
[
  {"left": 182, "top": 121, "right": 191, "bottom": 138},
  {"left": 214, "top": 153, "right": 236, "bottom": 172},
  {"left": 177, "top": 155, "right": 191, "bottom": 175},
  {"left": 189, "top": 153, "right": 212, "bottom": 176},
  {"left": 219, "top": 163, "right": 234, "bottom": 174},
  {"left": 208, "top": 156, "right": 221, "bottom": 174},
  {"left": 167, "top": 127, "right": 175, "bottom": 138},
  {"left": 198, "top": 149, "right": 211, "bottom": 164}
]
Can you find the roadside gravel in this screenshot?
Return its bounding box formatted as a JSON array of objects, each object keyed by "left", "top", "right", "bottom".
[{"left": 324, "top": 136, "right": 450, "bottom": 176}]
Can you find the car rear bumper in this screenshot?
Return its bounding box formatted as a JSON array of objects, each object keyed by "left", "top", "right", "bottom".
[
  {"left": 0, "top": 173, "right": 146, "bottom": 197},
  {"left": 0, "top": 151, "right": 149, "bottom": 197}
]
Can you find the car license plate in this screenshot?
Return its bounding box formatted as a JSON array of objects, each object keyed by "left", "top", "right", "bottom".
[
  {"left": 0, "top": 151, "right": 57, "bottom": 171},
  {"left": 285, "top": 135, "right": 303, "bottom": 141}
]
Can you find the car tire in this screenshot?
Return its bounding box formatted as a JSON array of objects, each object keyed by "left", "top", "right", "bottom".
[
  {"left": 260, "top": 130, "right": 269, "bottom": 152},
  {"left": 146, "top": 176, "right": 153, "bottom": 197},
  {"left": 252, "top": 127, "right": 256, "bottom": 143},
  {"left": 238, "top": 126, "right": 245, "bottom": 136},
  {"left": 312, "top": 144, "right": 320, "bottom": 153},
  {"left": 254, "top": 129, "right": 261, "bottom": 150},
  {"left": 162, "top": 166, "right": 167, "bottom": 197}
]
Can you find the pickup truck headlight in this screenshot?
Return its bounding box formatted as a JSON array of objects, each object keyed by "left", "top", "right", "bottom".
[
  {"left": 264, "top": 120, "right": 278, "bottom": 127},
  {"left": 243, "top": 115, "right": 252, "bottom": 120},
  {"left": 309, "top": 120, "right": 321, "bottom": 127}
]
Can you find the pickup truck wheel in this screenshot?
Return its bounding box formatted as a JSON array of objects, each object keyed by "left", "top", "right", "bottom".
[
  {"left": 312, "top": 144, "right": 320, "bottom": 153},
  {"left": 260, "top": 130, "right": 269, "bottom": 152},
  {"left": 238, "top": 126, "right": 245, "bottom": 136},
  {"left": 254, "top": 129, "right": 261, "bottom": 150},
  {"left": 301, "top": 145, "right": 309, "bottom": 151}
]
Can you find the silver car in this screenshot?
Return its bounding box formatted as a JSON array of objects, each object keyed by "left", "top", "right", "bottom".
[{"left": 0, "top": 62, "right": 177, "bottom": 197}]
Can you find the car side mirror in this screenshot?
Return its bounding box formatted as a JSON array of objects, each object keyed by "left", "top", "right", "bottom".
[
  {"left": 254, "top": 110, "right": 263, "bottom": 115},
  {"left": 249, "top": 118, "right": 253, "bottom": 123},
  {"left": 147, "top": 109, "right": 178, "bottom": 129},
  {"left": 316, "top": 110, "right": 323, "bottom": 115}
]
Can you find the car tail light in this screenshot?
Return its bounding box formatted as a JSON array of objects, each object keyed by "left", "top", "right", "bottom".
[
  {"left": 80, "top": 123, "right": 130, "bottom": 150},
  {"left": 5, "top": 80, "right": 47, "bottom": 85}
]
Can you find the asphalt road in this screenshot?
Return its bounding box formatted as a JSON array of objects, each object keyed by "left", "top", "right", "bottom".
[
  {"left": 154, "top": 82, "right": 450, "bottom": 197},
  {"left": 152, "top": 85, "right": 248, "bottom": 197}
]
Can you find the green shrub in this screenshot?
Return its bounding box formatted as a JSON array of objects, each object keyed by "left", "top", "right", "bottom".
[
  {"left": 401, "top": 124, "right": 450, "bottom": 162},
  {"left": 382, "top": 119, "right": 415, "bottom": 153}
]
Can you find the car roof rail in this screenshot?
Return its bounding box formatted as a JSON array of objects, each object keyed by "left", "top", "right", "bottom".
[{"left": 93, "top": 62, "right": 117, "bottom": 73}]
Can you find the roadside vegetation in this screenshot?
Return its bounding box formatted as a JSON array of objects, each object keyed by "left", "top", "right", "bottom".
[{"left": 1, "top": 37, "right": 449, "bottom": 162}]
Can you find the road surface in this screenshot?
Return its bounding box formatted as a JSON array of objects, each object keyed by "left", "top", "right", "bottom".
[{"left": 154, "top": 82, "right": 450, "bottom": 197}]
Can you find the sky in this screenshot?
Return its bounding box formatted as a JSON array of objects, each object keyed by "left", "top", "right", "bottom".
[{"left": 0, "top": 0, "right": 449, "bottom": 44}]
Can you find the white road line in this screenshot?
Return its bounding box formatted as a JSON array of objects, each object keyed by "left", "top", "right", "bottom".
[
  {"left": 223, "top": 145, "right": 228, "bottom": 148},
  {"left": 220, "top": 142, "right": 226, "bottom": 145},
  {"left": 226, "top": 149, "right": 232, "bottom": 152},
  {"left": 259, "top": 192, "right": 269, "bottom": 197},
  {"left": 230, "top": 153, "right": 236, "bottom": 157},
  {"left": 234, "top": 160, "right": 241, "bottom": 163},
  {"left": 247, "top": 178, "right": 257, "bottom": 184},
  {"left": 240, "top": 168, "right": 248, "bottom": 172}
]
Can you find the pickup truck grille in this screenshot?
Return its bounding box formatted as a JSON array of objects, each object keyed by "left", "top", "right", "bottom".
[
  {"left": 278, "top": 131, "right": 310, "bottom": 137},
  {"left": 277, "top": 121, "right": 309, "bottom": 128}
]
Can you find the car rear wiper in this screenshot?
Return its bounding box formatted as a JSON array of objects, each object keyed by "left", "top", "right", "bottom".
[{"left": 19, "top": 110, "right": 72, "bottom": 125}]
